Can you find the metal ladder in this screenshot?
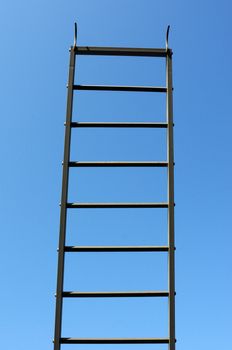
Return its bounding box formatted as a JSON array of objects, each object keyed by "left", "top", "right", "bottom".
[{"left": 53, "top": 24, "right": 176, "bottom": 350}]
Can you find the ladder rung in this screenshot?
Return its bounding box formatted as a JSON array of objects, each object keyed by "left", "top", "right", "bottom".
[
  {"left": 70, "top": 121, "right": 168, "bottom": 128},
  {"left": 66, "top": 202, "right": 168, "bottom": 208},
  {"left": 60, "top": 337, "right": 169, "bottom": 344},
  {"left": 64, "top": 245, "right": 169, "bottom": 252},
  {"left": 69, "top": 161, "right": 168, "bottom": 167},
  {"left": 62, "top": 291, "right": 169, "bottom": 297},
  {"left": 73, "top": 85, "right": 167, "bottom": 93},
  {"left": 75, "top": 46, "right": 168, "bottom": 57}
]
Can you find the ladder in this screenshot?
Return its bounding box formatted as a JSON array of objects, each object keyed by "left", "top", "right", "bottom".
[{"left": 53, "top": 24, "right": 176, "bottom": 350}]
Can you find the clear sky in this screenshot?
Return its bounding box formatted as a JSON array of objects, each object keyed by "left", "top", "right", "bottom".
[{"left": 0, "top": 1, "right": 231, "bottom": 349}]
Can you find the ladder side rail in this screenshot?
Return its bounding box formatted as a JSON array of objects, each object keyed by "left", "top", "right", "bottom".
[
  {"left": 166, "top": 49, "right": 176, "bottom": 350},
  {"left": 53, "top": 46, "right": 76, "bottom": 350}
]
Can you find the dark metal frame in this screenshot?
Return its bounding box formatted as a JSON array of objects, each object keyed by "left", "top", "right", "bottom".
[
  {"left": 167, "top": 46, "right": 176, "bottom": 350},
  {"left": 53, "top": 24, "right": 175, "bottom": 350},
  {"left": 53, "top": 46, "right": 76, "bottom": 349}
]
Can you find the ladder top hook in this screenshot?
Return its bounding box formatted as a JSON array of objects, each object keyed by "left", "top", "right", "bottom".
[
  {"left": 74, "top": 22, "right": 77, "bottom": 48},
  {"left": 166, "top": 25, "right": 170, "bottom": 50}
]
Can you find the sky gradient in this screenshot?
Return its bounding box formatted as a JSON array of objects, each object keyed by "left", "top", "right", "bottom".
[{"left": 0, "top": 1, "right": 231, "bottom": 349}]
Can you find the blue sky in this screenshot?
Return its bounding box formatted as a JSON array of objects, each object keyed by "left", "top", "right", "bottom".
[{"left": 0, "top": 1, "right": 231, "bottom": 349}]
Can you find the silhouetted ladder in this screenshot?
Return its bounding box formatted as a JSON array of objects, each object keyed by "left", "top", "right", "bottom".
[{"left": 54, "top": 24, "right": 176, "bottom": 350}]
